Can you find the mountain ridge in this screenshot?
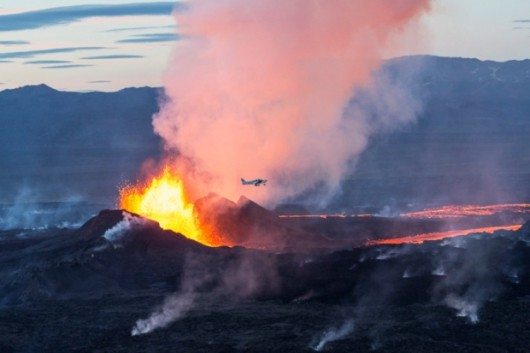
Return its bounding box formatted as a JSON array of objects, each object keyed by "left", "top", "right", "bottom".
[{"left": 1, "top": 55, "right": 529, "bottom": 209}]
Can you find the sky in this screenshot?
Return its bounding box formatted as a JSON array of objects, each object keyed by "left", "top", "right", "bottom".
[{"left": 0, "top": 0, "right": 529, "bottom": 91}]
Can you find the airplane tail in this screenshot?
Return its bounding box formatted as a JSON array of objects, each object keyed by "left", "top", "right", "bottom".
[{"left": 241, "top": 178, "right": 247, "bottom": 185}]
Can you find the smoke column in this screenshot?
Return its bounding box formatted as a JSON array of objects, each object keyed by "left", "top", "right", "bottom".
[{"left": 155, "top": 0, "right": 431, "bottom": 205}]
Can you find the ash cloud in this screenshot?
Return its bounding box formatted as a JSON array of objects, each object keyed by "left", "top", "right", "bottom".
[{"left": 154, "top": 0, "right": 432, "bottom": 206}]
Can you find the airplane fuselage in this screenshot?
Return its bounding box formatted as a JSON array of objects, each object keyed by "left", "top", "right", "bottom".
[{"left": 241, "top": 178, "right": 267, "bottom": 186}]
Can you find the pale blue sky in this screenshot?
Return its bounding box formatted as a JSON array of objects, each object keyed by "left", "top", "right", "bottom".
[
  {"left": 0, "top": 0, "right": 528, "bottom": 91},
  {"left": 419, "top": 0, "right": 530, "bottom": 61}
]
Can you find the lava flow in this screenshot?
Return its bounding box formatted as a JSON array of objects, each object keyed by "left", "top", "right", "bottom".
[
  {"left": 118, "top": 168, "right": 217, "bottom": 246},
  {"left": 368, "top": 224, "right": 522, "bottom": 246},
  {"left": 401, "top": 204, "right": 530, "bottom": 219},
  {"left": 279, "top": 214, "right": 373, "bottom": 219}
]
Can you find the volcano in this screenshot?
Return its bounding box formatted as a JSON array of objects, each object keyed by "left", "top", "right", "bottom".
[
  {"left": 193, "top": 193, "right": 335, "bottom": 250},
  {"left": 1, "top": 200, "right": 530, "bottom": 352}
]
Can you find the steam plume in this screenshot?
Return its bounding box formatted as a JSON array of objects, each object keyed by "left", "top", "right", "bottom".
[
  {"left": 131, "top": 254, "right": 212, "bottom": 336},
  {"left": 132, "top": 291, "right": 196, "bottom": 336},
  {"left": 154, "top": 0, "right": 431, "bottom": 205},
  {"left": 312, "top": 319, "right": 355, "bottom": 351},
  {"left": 131, "top": 251, "right": 278, "bottom": 335}
]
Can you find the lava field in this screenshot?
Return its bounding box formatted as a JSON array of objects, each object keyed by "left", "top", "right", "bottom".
[{"left": 1, "top": 206, "right": 530, "bottom": 352}]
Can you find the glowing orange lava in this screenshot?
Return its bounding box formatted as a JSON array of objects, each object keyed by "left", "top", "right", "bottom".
[
  {"left": 401, "top": 204, "right": 530, "bottom": 219},
  {"left": 119, "top": 168, "right": 216, "bottom": 246},
  {"left": 278, "top": 214, "right": 373, "bottom": 219},
  {"left": 367, "top": 224, "right": 522, "bottom": 246}
]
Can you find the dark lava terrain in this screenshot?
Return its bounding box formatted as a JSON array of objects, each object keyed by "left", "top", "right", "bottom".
[{"left": 1, "top": 209, "right": 530, "bottom": 352}]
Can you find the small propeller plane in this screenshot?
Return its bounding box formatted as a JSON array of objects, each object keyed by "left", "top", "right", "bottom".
[{"left": 241, "top": 178, "right": 267, "bottom": 187}]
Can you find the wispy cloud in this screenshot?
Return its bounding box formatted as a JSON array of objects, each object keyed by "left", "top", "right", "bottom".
[
  {"left": 0, "top": 60, "right": 12, "bottom": 63},
  {"left": 42, "top": 64, "right": 93, "bottom": 69},
  {"left": 513, "top": 19, "right": 530, "bottom": 23},
  {"left": 24, "top": 60, "right": 71, "bottom": 65},
  {"left": 0, "top": 2, "right": 183, "bottom": 32},
  {"left": 88, "top": 80, "right": 111, "bottom": 83},
  {"left": 106, "top": 25, "right": 175, "bottom": 33},
  {"left": 0, "top": 40, "right": 29, "bottom": 45},
  {"left": 81, "top": 54, "right": 144, "bottom": 60},
  {"left": 117, "top": 33, "right": 180, "bottom": 43},
  {"left": 0, "top": 46, "right": 106, "bottom": 59}
]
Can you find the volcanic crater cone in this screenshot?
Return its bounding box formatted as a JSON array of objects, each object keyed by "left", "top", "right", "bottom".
[{"left": 194, "top": 193, "right": 334, "bottom": 250}]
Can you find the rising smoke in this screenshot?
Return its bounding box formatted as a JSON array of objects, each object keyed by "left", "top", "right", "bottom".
[
  {"left": 132, "top": 253, "right": 217, "bottom": 335},
  {"left": 430, "top": 234, "right": 517, "bottom": 324},
  {"left": 0, "top": 187, "right": 97, "bottom": 231},
  {"left": 154, "top": 0, "right": 431, "bottom": 206},
  {"left": 132, "top": 250, "right": 278, "bottom": 335},
  {"left": 102, "top": 211, "right": 148, "bottom": 246},
  {"left": 311, "top": 319, "right": 355, "bottom": 351}
]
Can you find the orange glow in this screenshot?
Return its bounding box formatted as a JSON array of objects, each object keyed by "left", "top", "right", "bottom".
[
  {"left": 367, "top": 224, "right": 522, "bottom": 246},
  {"left": 401, "top": 204, "right": 530, "bottom": 219},
  {"left": 119, "top": 168, "right": 218, "bottom": 246},
  {"left": 278, "top": 214, "right": 373, "bottom": 219}
]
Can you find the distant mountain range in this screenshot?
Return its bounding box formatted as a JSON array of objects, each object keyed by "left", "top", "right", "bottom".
[
  {"left": 0, "top": 84, "right": 161, "bottom": 204},
  {"left": 1, "top": 56, "right": 529, "bottom": 210},
  {"left": 343, "top": 56, "right": 530, "bottom": 211}
]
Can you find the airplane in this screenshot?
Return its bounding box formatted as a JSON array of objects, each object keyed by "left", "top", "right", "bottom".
[{"left": 241, "top": 178, "right": 267, "bottom": 187}]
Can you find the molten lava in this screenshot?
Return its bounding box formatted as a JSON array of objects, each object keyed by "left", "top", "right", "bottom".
[
  {"left": 367, "top": 224, "right": 522, "bottom": 246},
  {"left": 119, "top": 168, "right": 217, "bottom": 246},
  {"left": 401, "top": 204, "right": 530, "bottom": 219},
  {"left": 278, "top": 214, "right": 373, "bottom": 219}
]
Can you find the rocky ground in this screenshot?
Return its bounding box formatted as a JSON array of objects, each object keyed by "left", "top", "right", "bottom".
[
  {"left": 1, "top": 210, "right": 530, "bottom": 352},
  {"left": 2, "top": 295, "right": 530, "bottom": 353}
]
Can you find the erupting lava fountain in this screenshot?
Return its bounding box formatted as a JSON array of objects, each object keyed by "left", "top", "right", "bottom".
[{"left": 118, "top": 167, "right": 220, "bottom": 247}]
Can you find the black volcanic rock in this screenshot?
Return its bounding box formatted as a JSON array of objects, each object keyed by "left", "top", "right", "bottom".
[
  {"left": 519, "top": 220, "right": 530, "bottom": 238},
  {"left": 79, "top": 209, "right": 207, "bottom": 252},
  {"left": 2, "top": 212, "right": 530, "bottom": 352},
  {"left": 4, "top": 209, "right": 530, "bottom": 306},
  {"left": 79, "top": 209, "right": 131, "bottom": 238},
  {"left": 0, "top": 210, "right": 213, "bottom": 304}
]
